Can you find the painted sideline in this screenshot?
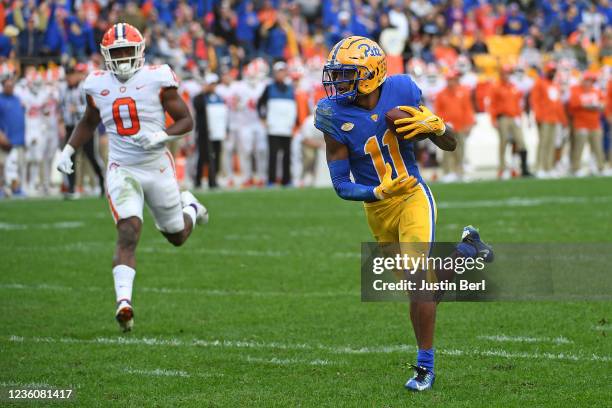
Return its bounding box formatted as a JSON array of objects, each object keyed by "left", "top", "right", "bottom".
[{"left": 5, "top": 335, "right": 610, "bottom": 363}]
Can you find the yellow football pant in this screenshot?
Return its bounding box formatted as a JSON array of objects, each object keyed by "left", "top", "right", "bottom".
[
  {"left": 364, "top": 183, "right": 438, "bottom": 283},
  {"left": 364, "top": 183, "right": 437, "bottom": 243}
]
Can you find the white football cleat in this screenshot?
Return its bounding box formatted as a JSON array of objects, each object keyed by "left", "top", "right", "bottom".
[
  {"left": 115, "top": 299, "right": 134, "bottom": 333},
  {"left": 181, "top": 191, "right": 209, "bottom": 225}
]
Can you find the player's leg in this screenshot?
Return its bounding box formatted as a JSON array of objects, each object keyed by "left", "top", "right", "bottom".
[
  {"left": 588, "top": 129, "right": 605, "bottom": 173},
  {"left": 195, "top": 131, "right": 210, "bottom": 188},
  {"left": 571, "top": 128, "right": 586, "bottom": 174},
  {"left": 281, "top": 137, "right": 291, "bottom": 186},
  {"left": 210, "top": 140, "right": 221, "bottom": 187},
  {"left": 222, "top": 130, "right": 236, "bottom": 186},
  {"left": 268, "top": 135, "right": 279, "bottom": 184},
  {"left": 497, "top": 118, "right": 509, "bottom": 177},
  {"left": 511, "top": 120, "right": 531, "bottom": 177},
  {"left": 40, "top": 132, "right": 56, "bottom": 195},
  {"left": 106, "top": 164, "right": 146, "bottom": 332},
  {"left": 26, "top": 133, "right": 43, "bottom": 193},
  {"left": 543, "top": 123, "right": 556, "bottom": 172},
  {"left": 146, "top": 152, "right": 208, "bottom": 247},
  {"left": 237, "top": 127, "right": 255, "bottom": 186},
  {"left": 397, "top": 183, "right": 437, "bottom": 391},
  {"left": 254, "top": 125, "right": 268, "bottom": 186}
]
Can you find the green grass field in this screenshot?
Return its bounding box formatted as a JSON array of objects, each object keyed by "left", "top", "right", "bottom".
[{"left": 1, "top": 177, "right": 610, "bottom": 407}]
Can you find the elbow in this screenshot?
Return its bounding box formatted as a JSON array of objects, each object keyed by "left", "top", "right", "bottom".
[
  {"left": 333, "top": 184, "right": 352, "bottom": 201},
  {"left": 185, "top": 116, "right": 194, "bottom": 133},
  {"left": 333, "top": 185, "right": 346, "bottom": 200}
]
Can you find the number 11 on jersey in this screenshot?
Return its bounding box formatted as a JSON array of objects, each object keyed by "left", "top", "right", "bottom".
[{"left": 364, "top": 130, "right": 409, "bottom": 181}]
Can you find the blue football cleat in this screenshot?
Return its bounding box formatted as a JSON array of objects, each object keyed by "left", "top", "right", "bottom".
[
  {"left": 459, "top": 225, "right": 494, "bottom": 262},
  {"left": 405, "top": 365, "right": 435, "bottom": 391}
]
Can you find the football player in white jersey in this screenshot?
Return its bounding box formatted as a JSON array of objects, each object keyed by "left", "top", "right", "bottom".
[
  {"left": 235, "top": 59, "right": 268, "bottom": 187},
  {"left": 56, "top": 23, "right": 208, "bottom": 332},
  {"left": 16, "top": 68, "right": 54, "bottom": 195}
]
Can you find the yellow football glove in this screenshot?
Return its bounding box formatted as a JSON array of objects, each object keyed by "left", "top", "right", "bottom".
[
  {"left": 374, "top": 163, "right": 418, "bottom": 200},
  {"left": 394, "top": 105, "right": 446, "bottom": 140}
]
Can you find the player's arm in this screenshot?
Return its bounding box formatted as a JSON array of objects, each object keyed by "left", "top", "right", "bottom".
[
  {"left": 133, "top": 87, "right": 194, "bottom": 150},
  {"left": 161, "top": 87, "right": 194, "bottom": 136},
  {"left": 325, "top": 134, "right": 416, "bottom": 201},
  {"left": 429, "top": 125, "right": 457, "bottom": 151},
  {"left": 57, "top": 95, "right": 101, "bottom": 174}
]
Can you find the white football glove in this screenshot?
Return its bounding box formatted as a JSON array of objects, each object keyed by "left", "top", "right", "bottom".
[
  {"left": 133, "top": 131, "right": 169, "bottom": 150},
  {"left": 57, "top": 144, "right": 75, "bottom": 174}
]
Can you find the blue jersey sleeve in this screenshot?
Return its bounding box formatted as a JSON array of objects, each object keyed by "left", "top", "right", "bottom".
[
  {"left": 314, "top": 98, "right": 345, "bottom": 144},
  {"left": 328, "top": 159, "right": 378, "bottom": 201},
  {"left": 389, "top": 74, "right": 423, "bottom": 107}
]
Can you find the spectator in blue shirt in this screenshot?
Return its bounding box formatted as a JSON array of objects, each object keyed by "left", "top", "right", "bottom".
[
  {"left": 560, "top": 6, "right": 582, "bottom": 37},
  {"left": 598, "top": 1, "right": 612, "bottom": 26},
  {"left": 504, "top": 4, "right": 529, "bottom": 35},
  {"left": 261, "top": 16, "right": 287, "bottom": 61},
  {"left": 327, "top": 11, "right": 355, "bottom": 48},
  {"left": 0, "top": 30, "right": 14, "bottom": 59},
  {"left": 154, "top": 0, "right": 179, "bottom": 27},
  {"left": 65, "top": 9, "right": 96, "bottom": 59},
  {"left": 237, "top": 1, "right": 259, "bottom": 54},
  {"left": 43, "top": 2, "right": 67, "bottom": 57},
  {"left": 0, "top": 78, "right": 25, "bottom": 148},
  {"left": 17, "top": 16, "right": 45, "bottom": 58},
  {"left": 0, "top": 77, "right": 26, "bottom": 194}
]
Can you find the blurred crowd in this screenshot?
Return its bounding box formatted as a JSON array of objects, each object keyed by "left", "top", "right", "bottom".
[{"left": 0, "top": 0, "right": 612, "bottom": 198}]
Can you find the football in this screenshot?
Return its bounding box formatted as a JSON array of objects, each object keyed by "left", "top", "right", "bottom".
[{"left": 385, "top": 106, "right": 434, "bottom": 142}]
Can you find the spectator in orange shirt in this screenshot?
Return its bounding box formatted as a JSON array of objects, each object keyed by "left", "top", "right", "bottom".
[
  {"left": 490, "top": 66, "right": 531, "bottom": 178},
  {"left": 607, "top": 79, "right": 612, "bottom": 122},
  {"left": 530, "top": 62, "right": 567, "bottom": 177},
  {"left": 568, "top": 71, "right": 606, "bottom": 175},
  {"left": 607, "top": 79, "right": 612, "bottom": 166},
  {"left": 434, "top": 70, "right": 475, "bottom": 181}
]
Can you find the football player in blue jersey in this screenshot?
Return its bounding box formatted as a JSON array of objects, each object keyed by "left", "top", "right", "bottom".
[{"left": 314, "top": 36, "right": 493, "bottom": 391}]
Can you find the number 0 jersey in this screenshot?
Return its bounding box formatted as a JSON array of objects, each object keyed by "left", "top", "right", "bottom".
[
  {"left": 82, "top": 64, "right": 179, "bottom": 165},
  {"left": 314, "top": 74, "right": 423, "bottom": 186}
]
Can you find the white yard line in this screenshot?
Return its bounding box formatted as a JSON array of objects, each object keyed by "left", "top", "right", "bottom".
[
  {"left": 0, "top": 381, "right": 59, "bottom": 388},
  {"left": 0, "top": 282, "right": 357, "bottom": 298},
  {"left": 0, "top": 221, "right": 84, "bottom": 231},
  {"left": 591, "top": 325, "right": 611, "bottom": 331},
  {"left": 436, "top": 195, "right": 612, "bottom": 209},
  {"left": 123, "top": 368, "right": 190, "bottom": 378},
  {"left": 477, "top": 335, "right": 573, "bottom": 345},
  {"left": 6, "top": 335, "right": 610, "bottom": 363},
  {"left": 244, "top": 356, "right": 332, "bottom": 366}
]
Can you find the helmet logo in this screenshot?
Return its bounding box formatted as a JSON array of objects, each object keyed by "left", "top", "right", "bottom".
[{"left": 358, "top": 43, "right": 382, "bottom": 57}]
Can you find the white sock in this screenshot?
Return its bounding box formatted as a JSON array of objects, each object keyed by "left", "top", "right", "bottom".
[
  {"left": 112, "top": 265, "right": 135, "bottom": 303},
  {"left": 183, "top": 205, "right": 197, "bottom": 226}
]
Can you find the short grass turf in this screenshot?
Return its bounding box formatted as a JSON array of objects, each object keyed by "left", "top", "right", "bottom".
[{"left": 0, "top": 177, "right": 610, "bottom": 407}]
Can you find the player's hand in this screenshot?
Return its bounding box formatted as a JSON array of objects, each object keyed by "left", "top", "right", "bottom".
[
  {"left": 133, "top": 131, "right": 169, "bottom": 150},
  {"left": 374, "top": 163, "right": 418, "bottom": 200},
  {"left": 394, "top": 105, "right": 446, "bottom": 140},
  {"left": 57, "top": 145, "right": 75, "bottom": 175}
]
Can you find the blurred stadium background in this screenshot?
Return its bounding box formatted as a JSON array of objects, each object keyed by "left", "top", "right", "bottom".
[{"left": 0, "top": 0, "right": 611, "bottom": 198}]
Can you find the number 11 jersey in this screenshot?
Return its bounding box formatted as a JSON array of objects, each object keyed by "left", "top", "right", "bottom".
[
  {"left": 314, "top": 74, "right": 424, "bottom": 186},
  {"left": 82, "top": 64, "right": 179, "bottom": 165}
]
